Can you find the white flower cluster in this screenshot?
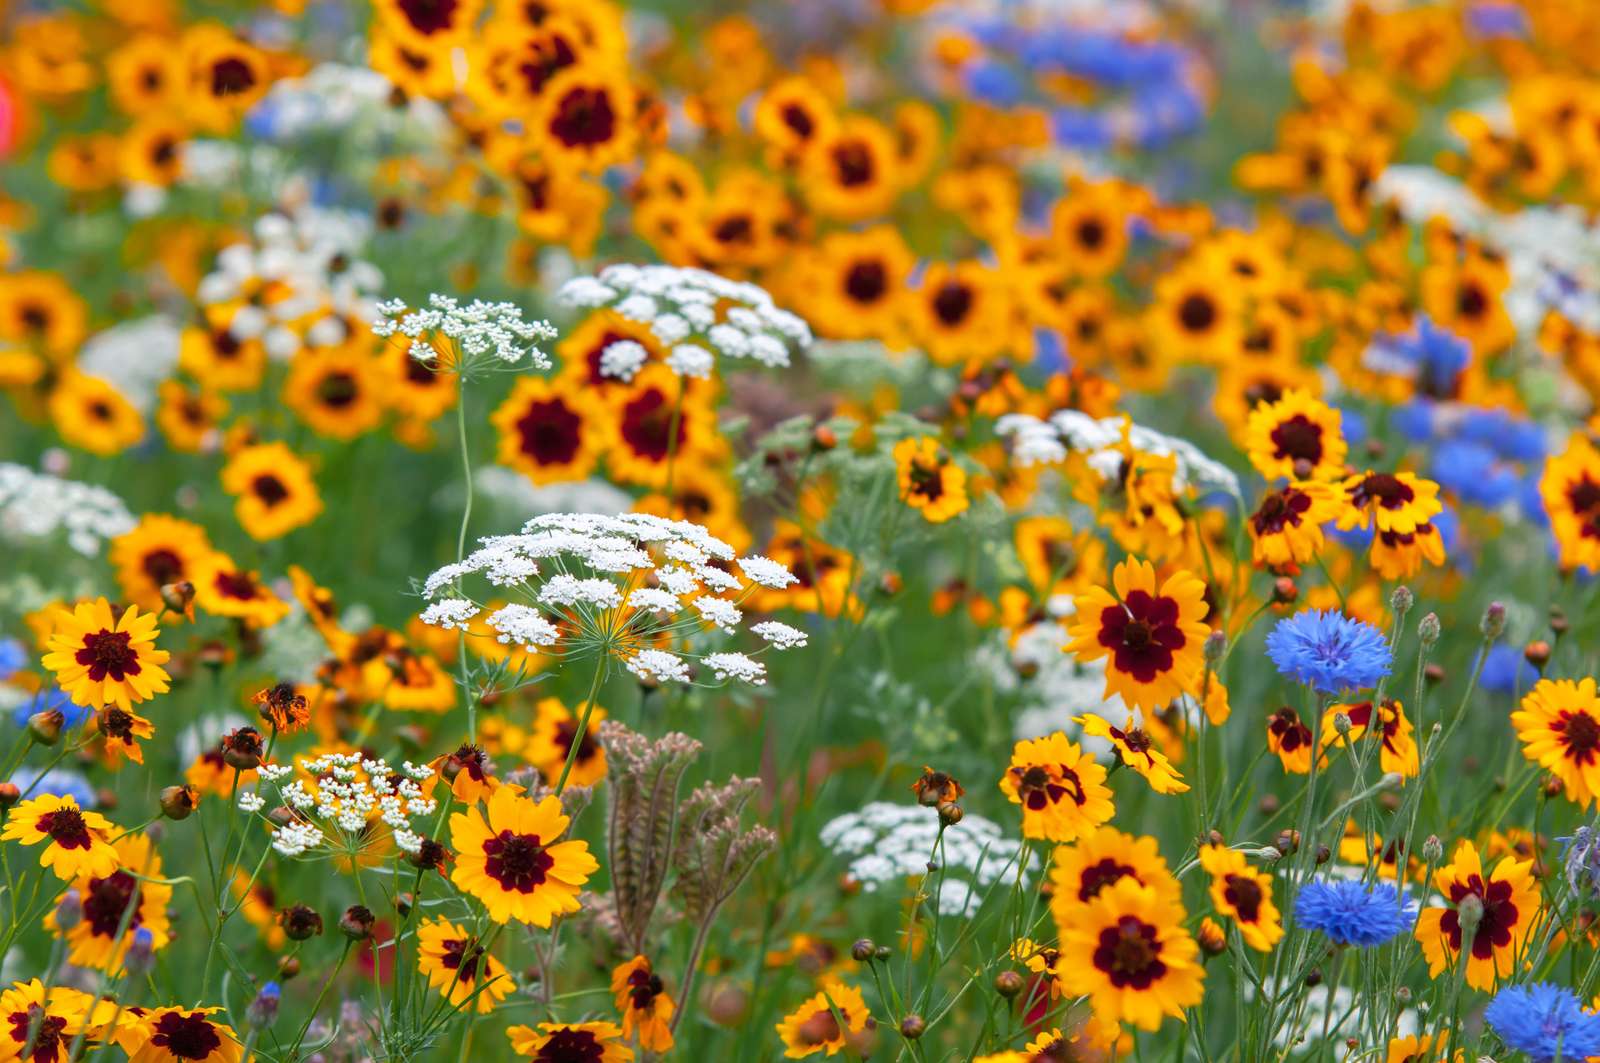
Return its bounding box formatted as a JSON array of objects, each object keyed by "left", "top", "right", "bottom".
[
  {"left": 819, "top": 802, "right": 1027, "bottom": 918},
  {"left": 996, "top": 410, "right": 1241, "bottom": 497},
  {"left": 558, "top": 264, "right": 812, "bottom": 379},
  {"left": 0, "top": 463, "right": 135, "bottom": 557},
  {"left": 374, "top": 293, "right": 557, "bottom": 371},
  {"left": 249, "top": 753, "right": 437, "bottom": 857},
  {"left": 75, "top": 316, "right": 181, "bottom": 415},
  {"left": 198, "top": 208, "right": 385, "bottom": 360},
  {"left": 418, "top": 511, "right": 804, "bottom": 686},
  {"left": 249, "top": 62, "right": 449, "bottom": 143}
]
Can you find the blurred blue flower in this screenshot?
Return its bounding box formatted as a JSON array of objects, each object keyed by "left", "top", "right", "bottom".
[
  {"left": 966, "top": 61, "right": 1023, "bottom": 106},
  {"left": 1485, "top": 983, "right": 1600, "bottom": 1063},
  {"left": 10, "top": 688, "right": 92, "bottom": 731},
  {"left": 1431, "top": 440, "right": 1518, "bottom": 508},
  {"left": 1339, "top": 407, "right": 1368, "bottom": 449},
  {"left": 1481, "top": 643, "right": 1534, "bottom": 695},
  {"left": 1048, "top": 108, "right": 1113, "bottom": 151},
  {"left": 0, "top": 638, "right": 23, "bottom": 681},
  {"left": 1393, "top": 315, "right": 1471, "bottom": 396},
  {"left": 6, "top": 766, "right": 95, "bottom": 807},
  {"left": 1391, "top": 400, "right": 1435, "bottom": 443},
  {"left": 1292, "top": 879, "right": 1417, "bottom": 946},
  {"left": 1033, "top": 328, "right": 1068, "bottom": 375},
  {"left": 1266, "top": 609, "right": 1392, "bottom": 693},
  {"left": 1469, "top": 2, "right": 1529, "bottom": 38}
]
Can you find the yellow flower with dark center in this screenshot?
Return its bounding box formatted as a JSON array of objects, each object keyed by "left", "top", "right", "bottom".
[
  {"left": 1049, "top": 185, "right": 1129, "bottom": 279},
  {"left": 1013, "top": 517, "right": 1105, "bottom": 599},
  {"left": 531, "top": 65, "right": 637, "bottom": 174},
  {"left": 1368, "top": 523, "right": 1446, "bottom": 580},
  {"left": 802, "top": 115, "right": 900, "bottom": 221},
  {"left": 1266, "top": 705, "right": 1317, "bottom": 774},
  {"left": 1415, "top": 840, "right": 1539, "bottom": 991},
  {"left": 1066, "top": 558, "right": 1209, "bottom": 711},
  {"left": 155, "top": 381, "right": 227, "bottom": 453},
  {"left": 0, "top": 271, "right": 87, "bottom": 358},
  {"left": 1322, "top": 698, "right": 1419, "bottom": 777},
  {"left": 611, "top": 955, "right": 674, "bottom": 1052},
  {"left": 633, "top": 462, "right": 752, "bottom": 553},
  {"left": 1540, "top": 433, "right": 1600, "bottom": 572},
  {"left": 382, "top": 650, "right": 457, "bottom": 713},
  {"left": 999, "top": 732, "right": 1114, "bottom": 843},
  {"left": 219, "top": 442, "right": 322, "bottom": 541},
  {"left": 283, "top": 348, "right": 388, "bottom": 440},
  {"left": 126, "top": 1006, "right": 242, "bottom": 1063},
  {"left": 190, "top": 553, "right": 290, "bottom": 628},
  {"left": 1, "top": 794, "right": 119, "bottom": 881},
  {"left": 119, "top": 117, "right": 190, "bottom": 188},
  {"left": 109, "top": 515, "right": 214, "bottom": 614},
  {"left": 506, "top": 1021, "right": 633, "bottom": 1063},
  {"left": 47, "top": 134, "right": 119, "bottom": 193},
  {"left": 416, "top": 916, "right": 513, "bottom": 1014},
  {"left": 368, "top": 30, "right": 459, "bottom": 101},
  {"left": 527, "top": 697, "right": 608, "bottom": 787},
  {"left": 1076, "top": 715, "right": 1189, "bottom": 794},
  {"left": 601, "top": 365, "right": 722, "bottom": 488},
  {"left": 48, "top": 373, "right": 144, "bottom": 456},
  {"left": 1245, "top": 390, "right": 1348, "bottom": 482},
  {"left": 1056, "top": 877, "right": 1204, "bottom": 1031},
  {"left": 893, "top": 437, "right": 968, "bottom": 524},
  {"left": 491, "top": 376, "right": 603, "bottom": 486},
  {"left": 1420, "top": 253, "right": 1515, "bottom": 357},
  {"left": 774, "top": 979, "right": 870, "bottom": 1059},
  {"left": 1248, "top": 480, "right": 1340, "bottom": 570},
  {"left": 107, "top": 34, "right": 183, "bottom": 114},
  {"left": 0, "top": 980, "right": 119, "bottom": 1063},
  {"left": 42, "top": 599, "right": 170, "bottom": 710},
  {"left": 1336, "top": 469, "right": 1443, "bottom": 537},
  {"left": 449, "top": 787, "right": 598, "bottom": 926},
  {"left": 95, "top": 705, "right": 155, "bottom": 766},
  {"left": 380, "top": 339, "right": 457, "bottom": 422},
  {"left": 754, "top": 76, "right": 838, "bottom": 161},
  {"left": 1196, "top": 845, "right": 1283, "bottom": 952},
  {"left": 375, "top": 0, "right": 485, "bottom": 48},
  {"left": 181, "top": 25, "right": 270, "bottom": 133},
  {"left": 1512, "top": 677, "right": 1600, "bottom": 808},
  {"left": 1150, "top": 267, "right": 1240, "bottom": 363},
  {"left": 45, "top": 834, "right": 170, "bottom": 973},
  {"left": 799, "top": 228, "right": 913, "bottom": 345},
  {"left": 178, "top": 325, "right": 266, "bottom": 392},
  {"left": 1049, "top": 827, "right": 1181, "bottom": 914},
  {"left": 911, "top": 261, "right": 1013, "bottom": 366}
]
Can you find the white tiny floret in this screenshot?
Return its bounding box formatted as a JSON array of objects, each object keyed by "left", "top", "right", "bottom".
[
  {"left": 703, "top": 652, "right": 765, "bottom": 684},
  {"left": 738, "top": 554, "right": 798, "bottom": 589},
  {"left": 627, "top": 649, "right": 693, "bottom": 684},
  {"left": 751, "top": 621, "right": 808, "bottom": 649},
  {"left": 419, "top": 598, "right": 479, "bottom": 631},
  {"left": 599, "top": 340, "right": 648, "bottom": 381}
]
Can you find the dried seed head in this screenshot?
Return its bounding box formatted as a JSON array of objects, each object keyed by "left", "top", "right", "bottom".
[
  {"left": 339, "top": 905, "right": 376, "bottom": 941},
  {"left": 278, "top": 904, "right": 324, "bottom": 941}
]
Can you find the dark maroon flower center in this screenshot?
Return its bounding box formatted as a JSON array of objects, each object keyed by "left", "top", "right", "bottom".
[
  {"left": 1252, "top": 488, "right": 1312, "bottom": 536},
  {"left": 553, "top": 719, "right": 599, "bottom": 765},
  {"left": 1351, "top": 473, "right": 1415, "bottom": 511},
  {"left": 781, "top": 103, "right": 814, "bottom": 138},
  {"left": 907, "top": 460, "right": 945, "bottom": 502},
  {"left": 932, "top": 283, "right": 973, "bottom": 327},
  {"left": 1442, "top": 876, "right": 1517, "bottom": 958},
  {"left": 75, "top": 629, "right": 141, "bottom": 683},
  {"left": 516, "top": 398, "right": 583, "bottom": 465},
  {"left": 831, "top": 141, "right": 874, "bottom": 187},
  {"left": 1097, "top": 590, "right": 1184, "bottom": 683},
  {"left": 1177, "top": 293, "right": 1216, "bottom": 332},
  {"left": 1269, "top": 708, "right": 1310, "bottom": 752},
  {"left": 1093, "top": 916, "right": 1166, "bottom": 988},
  {"left": 620, "top": 389, "right": 683, "bottom": 462},
  {"left": 142, "top": 548, "right": 184, "bottom": 585},
  {"left": 1457, "top": 280, "right": 1488, "bottom": 319},
  {"left": 1559, "top": 710, "right": 1600, "bottom": 763},
  {"left": 213, "top": 570, "right": 261, "bottom": 601},
  {"left": 102, "top": 708, "right": 136, "bottom": 742},
  {"left": 316, "top": 372, "right": 359, "bottom": 408},
  {"left": 628, "top": 967, "right": 665, "bottom": 1011},
  {"left": 441, "top": 936, "right": 485, "bottom": 983},
  {"left": 844, "top": 260, "right": 887, "bottom": 304},
  {"left": 1076, "top": 217, "right": 1106, "bottom": 250},
  {"left": 210, "top": 57, "right": 255, "bottom": 97},
  {"left": 83, "top": 869, "right": 142, "bottom": 937},
  {"left": 483, "top": 831, "right": 555, "bottom": 893},
  {"left": 1268, "top": 414, "right": 1324, "bottom": 465},
  {"left": 1077, "top": 858, "right": 1137, "bottom": 901},
  {"left": 252, "top": 475, "right": 290, "bottom": 506},
  {"left": 1013, "top": 764, "right": 1085, "bottom": 811},
  {"left": 549, "top": 86, "right": 616, "bottom": 149},
  {"left": 396, "top": 0, "right": 461, "bottom": 35},
  {"left": 150, "top": 1011, "right": 224, "bottom": 1060},
  {"left": 1224, "top": 874, "right": 1263, "bottom": 923},
  {"left": 533, "top": 1028, "right": 605, "bottom": 1062},
  {"left": 8, "top": 1006, "right": 66, "bottom": 1063}
]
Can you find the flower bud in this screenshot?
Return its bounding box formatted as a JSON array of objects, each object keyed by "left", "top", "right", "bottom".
[
  {"left": 54, "top": 888, "right": 82, "bottom": 931},
  {"left": 339, "top": 904, "right": 375, "bottom": 941},
  {"left": 993, "top": 971, "right": 1025, "bottom": 998},
  {"left": 1273, "top": 577, "right": 1298, "bottom": 605},
  {"left": 221, "top": 727, "right": 264, "bottom": 770},
  {"left": 1394, "top": 986, "right": 1411, "bottom": 1005},
  {"left": 1204, "top": 629, "right": 1227, "bottom": 665},
  {"left": 1418, "top": 613, "right": 1440, "bottom": 647},
  {"left": 278, "top": 904, "right": 323, "bottom": 941},
  {"left": 0, "top": 783, "right": 17, "bottom": 808},
  {"left": 1315, "top": 844, "right": 1331, "bottom": 865},
  {"left": 1379, "top": 772, "right": 1404, "bottom": 791},
  {"left": 879, "top": 572, "right": 903, "bottom": 597},
  {"left": 1305, "top": 967, "right": 1323, "bottom": 987},
  {"left": 27, "top": 708, "right": 65, "bottom": 746},
  {"left": 1480, "top": 601, "right": 1506, "bottom": 641},
  {"left": 124, "top": 928, "right": 156, "bottom": 975},
  {"left": 1424, "top": 663, "right": 1446, "bottom": 685},
  {"left": 704, "top": 980, "right": 748, "bottom": 1027},
  {"left": 407, "top": 837, "right": 449, "bottom": 874},
  {"left": 1292, "top": 458, "right": 1315, "bottom": 480},
  {"left": 938, "top": 803, "right": 964, "bottom": 826},
  {"left": 851, "top": 939, "right": 876, "bottom": 962},
  {"left": 1422, "top": 835, "right": 1444, "bottom": 863},
  {"left": 1197, "top": 917, "right": 1226, "bottom": 956},
  {"left": 1332, "top": 712, "right": 1353, "bottom": 738},
  {"left": 1525, "top": 640, "right": 1551, "bottom": 669},
  {"left": 160, "top": 580, "right": 195, "bottom": 616},
  {"left": 1389, "top": 585, "right": 1414, "bottom": 616},
  {"left": 1275, "top": 829, "right": 1300, "bottom": 857},
  {"left": 160, "top": 785, "right": 200, "bottom": 820},
  {"left": 277, "top": 956, "right": 300, "bottom": 980},
  {"left": 873, "top": 945, "right": 891, "bottom": 961},
  {"left": 811, "top": 425, "right": 837, "bottom": 452},
  {"left": 1551, "top": 605, "right": 1569, "bottom": 637},
  {"left": 899, "top": 1015, "right": 926, "bottom": 1040},
  {"left": 247, "top": 982, "right": 281, "bottom": 1029},
  {"left": 1456, "top": 893, "right": 1484, "bottom": 935}
]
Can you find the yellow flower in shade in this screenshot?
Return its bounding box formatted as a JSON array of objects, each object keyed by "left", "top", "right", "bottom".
[
  {"left": 1539, "top": 433, "right": 1600, "bottom": 572},
  {"left": 1049, "top": 827, "right": 1182, "bottom": 920},
  {"left": 155, "top": 381, "right": 227, "bottom": 453},
  {"left": 1013, "top": 517, "right": 1105, "bottom": 599},
  {"left": 999, "top": 732, "right": 1114, "bottom": 843},
  {"left": 1196, "top": 845, "right": 1283, "bottom": 952},
  {"left": 178, "top": 325, "right": 266, "bottom": 392},
  {"left": 1385, "top": 1033, "right": 1464, "bottom": 1062},
  {"left": 416, "top": 916, "right": 513, "bottom": 1014},
  {"left": 802, "top": 115, "right": 901, "bottom": 221},
  {"left": 1368, "top": 521, "right": 1447, "bottom": 581},
  {"left": 1248, "top": 481, "right": 1340, "bottom": 571},
  {"left": 220, "top": 442, "right": 323, "bottom": 541},
  {"left": 1415, "top": 841, "right": 1539, "bottom": 991},
  {"left": 0, "top": 980, "right": 120, "bottom": 1063},
  {"left": 1320, "top": 698, "right": 1419, "bottom": 777},
  {"left": 190, "top": 553, "right": 290, "bottom": 628},
  {"left": 1336, "top": 470, "right": 1443, "bottom": 537},
  {"left": 95, "top": 706, "right": 155, "bottom": 766},
  {"left": 1057, "top": 877, "right": 1204, "bottom": 1032},
  {"left": 449, "top": 787, "right": 598, "bottom": 927},
  {"left": 527, "top": 697, "right": 608, "bottom": 787},
  {"left": 1266, "top": 705, "right": 1318, "bottom": 775},
  {"left": 0, "top": 794, "right": 119, "bottom": 881},
  {"left": 774, "top": 979, "right": 870, "bottom": 1059},
  {"left": 42, "top": 599, "right": 171, "bottom": 710},
  {"left": 601, "top": 365, "right": 723, "bottom": 488},
  {"left": 381, "top": 650, "right": 457, "bottom": 713},
  {"left": 1076, "top": 715, "right": 1189, "bottom": 794},
  {"left": 109, "top": 515, "right": 214, "bottom": 614},
  {"left": 893, "top": 436, "right": 968, "bottom": 523},
  {"left": 126, "top": 1007, "right": 242, "bottom": 1063},
  {"left": 490, "top": 376, "right": 603, "bottom": 486},
  {"left": 1511, "top": 677, "right": 1600, "bottom": 807},
  {"left": 506, "top": 1022, "right": 633, "bottom": 1063},
  {"left": 753, "top": 76, "right": 838, "bottom": 160},
  {"left": 1065, "top": 558, "right": 1209, "bottom": 711},
  {"left": 1244, "top": 390, "right": 1348, "bottom": 482},
  {"left": 282, "top": 348, "right": 387, "bottom": 441},
  {"left": 611, "top": 955, "right": 674, "bottom": 1053},
  {"left": 45, "top": 834, "right": 171, "bottom": 973},
  {"left": 48, "top": 372, "right": 145, "bottom": 456}
]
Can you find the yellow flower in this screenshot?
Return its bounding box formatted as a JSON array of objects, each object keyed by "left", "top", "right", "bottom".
[
  {"left": 1196, "top": 845, "right": 1283, "bottom": 952},
  {"left": 611, "top": 955, "right": 674, "bottom": 1053},
  {"left": 1076, "top": 715, "right": 1189, "bottom": 794},
  {"left": 48, "top": 372, "right": 144, "bottom": 456},
  {"left": 1512, "top": 677, "right": 1600, "bottom": 807},
  {"left": 999, "top": 732, "right": 1115, "bottom": 843},
  {"left": 125, "top": 1006, "right": 242, "bottom": 1063},
  {"left": 506, "top": 1022, "right": 633, "bottom": 1062},
  {"left": 1065, "top": 558, "right": 1209, "bottom": 711},
  {"left": 220, "top": 442, "right": 323, "bottom": 540},
  {"left": 893, "top": 436, "right": 968, "bottom": 523},
  {"left": 774, "top": 979, "right": 870, "bottom": 1059},
  {"left": 41, "top": 599, "right": 170, "bottom": 710},
  {"left": 1245, "top": 390, "right": 1348, "bottom": 482},
  {"left": 416, "top": 917, "right": 513, "bottom": 1014},
  {"left": 0, "top": 794, "right": 119, "bottom": 881},
  {"left": 1415, "top": 840, "right": 1539, "bottom": 991},
  {"left": 1057, "top": 877, "right": 1204, "bottom": 1032},
  {"left": 449, "top": 787, "right": 598, "bottom": 926}
]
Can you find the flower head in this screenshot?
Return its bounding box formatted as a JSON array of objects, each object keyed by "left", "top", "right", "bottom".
[
  {"left": 0, "top": 793, "right": 119, "bottom": 881},
  {"left": 1484, "top": 983, "right": 1600, "bottom": 1063},
  {"left": 449, "top": 787, "right": 598, "bottom": 926},
  {"left": 41, "top": 598, "right": 171, "bottom": 710},
  {"left": 1265, "top": 609, "right": 1392, "bottom": 694},
  {"left": 1292, "top": 878, "right": 1416, "bottom": 947}
]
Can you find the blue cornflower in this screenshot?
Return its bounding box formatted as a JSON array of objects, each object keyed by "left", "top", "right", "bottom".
[
  {"left": 1482, "top": 643, "right": 1534, "bottom": 695},
  {"left": 1292, "top": 879, "right": 1417, "bottom": 946},
  {"left": 1485, "top": 983, "right": 1600, "bottom": 1062},
  {"left": 1431, "top": 440, "right": 1518, "bottom": 508},
  {"left": 0, "top": 638, "right": 23, "bottom": 681},
  {"left": 1265, "top": 609, "right": 1393, "bottom": 693},
  {"left": 1394, "top": 315, "right": 1472, "bottom": 395},
  {"left": 10, "top": 688, "right": 92, "bottom": 731}
]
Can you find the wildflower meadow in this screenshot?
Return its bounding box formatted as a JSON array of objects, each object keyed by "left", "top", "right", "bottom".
[{"left": 7, "top": 0, "right": 1600, "bottom": 1059}]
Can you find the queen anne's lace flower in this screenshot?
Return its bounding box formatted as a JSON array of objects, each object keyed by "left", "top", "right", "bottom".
[
  {"left": 373, "top": 293, "right": 556, "bottom": 373},
  {"left": 0, "top": 463, "right": 135, "bottom": 557},
  {"left": 418, "top": 512, "right": 805, "bottom": 686},
  {"left": 997, "top": 410, "right": 1241, "bottom": 496},
  {"left": 248, "top": 753, "right": 437, "bottom": 858},
  {"left": 556, "top": 264, "right": 812, "bottom": 377}
]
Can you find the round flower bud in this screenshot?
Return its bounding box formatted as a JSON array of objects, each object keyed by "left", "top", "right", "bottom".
[
  {"left": 1204, "top": 629, "right": 1227, "bottom": 665},
  {"left": 277, "top": 955, "right": 300, "bottom": 980},
  {"left": 278, "top": 904, "right": 324, "bottom": 941},
  {"left": 1273, "top": 577, "right": 1298, "bottom": 605},
  {"left": 1525, "top": 640, "right": 1551, "bottom": 669},
  {"left": 1197, "top": 918, "right": 1226, "bottom": 956},
  {"left": 811, "top": 425, "right": 838, "bottom": 452},
  {"left": 1422, "top": 835, "right": 1444, "bottom": 863},
  {"left": 27, "top": 708, "right": 65, "bottom": 746},
  {"left": 159, "top": 785, "right": 200, "bottom": 820},
  {"left": 339, "top": 905, "right": 376, "bottom": 941},
  {"left": 1332, "top": 712, "right": 1353, "bottom": 738},
  {"left": 994, "top": 971, "right": 1025, "bottom": 998},
  {"left": 938, "top": 803, "right": 964, "bottom": 826},
  {"left": 704, "top": 980, "right": 749, "bottom": 1027},
  {"left": 1417, "top": 613, "right": 1441, "bottom": 646},
  {"left": 0, "top": 783, "right": 17, "bottom": 809},
  {"left": 123, "top": 928, "right": 156, "bottom": 975},
  {"left": 899, "top": 1015, "right": 926, "bottom": 1040},
  {"left": 247, "top": 982, "right": 281, "bottom": 1029},
  {"left": 851, "top": 939, "right": 876, "bottom": 963},
  {"left": 160, "top": 580, "right": 196, "bottom": 616},
  {"left": 1389, "top": 585, "right": 1414, "bottom": 616},
  {"left": 1480, "top": 601, "right": 1506, "bottom": 640},
  {"left": 1456, "top": 893, "right": 1484, "bottom": 934}
]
